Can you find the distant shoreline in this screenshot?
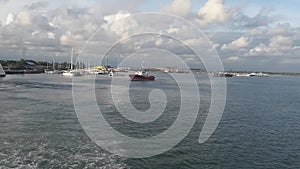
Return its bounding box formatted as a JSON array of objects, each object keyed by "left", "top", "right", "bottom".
[
  {"left": 4, "top": 70, "right": 44, "bottom": 74},
  {"left": 1, "top": 59, "right": 300, "bottom": 76},
  {"left": 2, "top": 69, "right": 300, "bottom": 77},
  {"left": 222, "top": 71, "right": 300, "bottom": 77}
]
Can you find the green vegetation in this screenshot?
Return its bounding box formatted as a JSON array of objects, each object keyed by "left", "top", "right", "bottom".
[{"left": 0, "top": 59, "right": 73, "bottom": 71}]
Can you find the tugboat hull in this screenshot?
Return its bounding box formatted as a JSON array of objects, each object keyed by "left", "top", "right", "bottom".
[{"left": 129, "top": 74, "right": 155, "bottom": 81}]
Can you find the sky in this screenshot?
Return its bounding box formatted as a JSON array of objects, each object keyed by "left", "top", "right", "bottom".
[{"left": 0, "top": 0, "right": 299, "bottom": 72}]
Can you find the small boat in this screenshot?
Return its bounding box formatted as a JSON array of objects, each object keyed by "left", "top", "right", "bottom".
[
  {"left": 62, "top": 70, "right": 82, "bottom": 76},
  {"left": 129, "top": 70, "right": 155, "bottom": 81},
  {"left": 212, "top": 72, "right": 233, "bottom": 77},
  {"left": 249, "top": 72, "right": 269, "bottom": 77},
  {"left": 45, "top": 70, "right": 63, "bottom": 74},
  {"left": 224, "top": 73, "right": 233, "bottom": 77},
  {"left": 108, "top": 70, "right": 114, "bottom": 76},
  {"left": 85, "top": 69, "right": 106, "bottom": 75},
  {"left": 0, "top": 63, "right": 6, "bottom": 77}
]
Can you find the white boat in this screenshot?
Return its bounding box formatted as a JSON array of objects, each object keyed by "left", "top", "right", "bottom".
[
  {"left": 85, "top": 68, "right": 106, "bottom": 75},
  {"left": 257, "top": 72, "right": 269, "bottom": 77},
  {"left": 0, "top": 63, "right": 6, "bottom": 77},
  {"left": 235, "top": 73, "right": 250, "bottom": 77},
  {"left": 63, "top": 48, "right": 82, "bottom": 77},
  {"left": 249, "top": 72, "right": 269, "bottom": 77},
  {"left": 62, "top": 70, "right": 82, "bottom": 76},
  {"left": 45, "top": 56, "right": 63, "bottom": 74},
  {"left": 45, "top": 70, "right": 63, "bottom": 74},
  {"left": 108, "top": 70, "right": 114, "bottom": 76}
]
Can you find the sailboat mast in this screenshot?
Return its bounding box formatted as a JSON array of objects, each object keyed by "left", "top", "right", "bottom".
[
  {"left": 71, "top": 48, "right": 73, "bottom": 70},
  {"left": 52, "top": 56, "right": 55, "bottom": 70}
]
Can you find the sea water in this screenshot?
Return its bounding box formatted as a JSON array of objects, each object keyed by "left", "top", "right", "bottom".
[{"left": 0, "top": 73, "right": 300, "bottom": 168}]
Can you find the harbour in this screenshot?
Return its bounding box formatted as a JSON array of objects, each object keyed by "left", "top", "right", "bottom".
[
  {"left": 1, "top": 73, "right": 300, "bottom": 168},
  {"left": 1, "top": 59, "right": 300, "bottom": 77},
  {"left": 1, "top": 0, "right": 300, "bottom": 168}
]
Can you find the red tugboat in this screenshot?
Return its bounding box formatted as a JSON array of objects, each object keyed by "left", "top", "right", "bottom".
[{"left": 129, "top": 70, "right": 155, "bottom": 81}]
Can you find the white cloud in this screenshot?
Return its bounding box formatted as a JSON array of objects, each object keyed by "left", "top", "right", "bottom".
[
  {"left": 0, "top": 0, "right": 43, "bottom": 26},
  {"left": 155, "top": 38, "right": 164, "bottom": 46},
  {"left": 16, "top": 10, "right": 32, "bottom": 26},
  {"left": 269, "top": 36, "right": 292, "bottom": 48},
  {"left": 249, "top": 35, "right": 298, "bottom": 56},
  {"left": 230, "top": 36, "right": 251, "bottom": 48},
  {"left": 221, "top": 36, "right": 252, "bottom": 50},
  {"left": 227, "top": 56, "right": 240, "bottom": 61},
  {"left": 162, "top": 0, "right": 191, "bottom": 17},
  {"left": 249, "top": 28, "right": 265, "bottom": 36},
  {"left": 198, "top": 0, "right": 232, "bottom": 25},
  {"left": 212, "top": 43, "right": 220, "bottom": 49},
  {"left": 232, "top": 8, "right": 275, "bottom": 28},
  {"left": 104, "top": 12, "right": 131, "bottom": 24},
  {"left": 267, "top": 23, "right": 292, "bottom": 36},
  {"left": 47, "top": 32, "right": 55, "bottom": 39},
  {"left": 104, "top": 12, "right": 138, "bottom": 39},
  {"left": 167, "top": 26, "right": 179, "bottom": 34},
  {"left": 183, "top": 37, "right": 212, "bottom": 51},
  {"left": 6, "top": 13, "right": 14, "bottom": 25}
]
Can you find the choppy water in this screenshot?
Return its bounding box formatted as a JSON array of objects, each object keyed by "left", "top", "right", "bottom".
[{"left": 0, "top": 73, "right": 300, "bottom": 168}]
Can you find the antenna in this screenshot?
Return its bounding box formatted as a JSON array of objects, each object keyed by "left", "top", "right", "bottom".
[{"left": 52, "top": 54, "right": 55, "bottom": 70}]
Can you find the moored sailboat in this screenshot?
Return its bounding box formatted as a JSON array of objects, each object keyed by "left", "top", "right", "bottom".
[
  {"left": 62, "top": 48, "right": 82, "bottom": 76},
  {"left": 0, "top": 63, "right": 6, "bottom": 77}
]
